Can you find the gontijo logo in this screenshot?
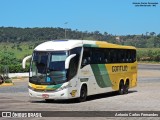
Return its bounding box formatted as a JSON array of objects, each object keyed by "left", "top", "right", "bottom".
[{"left": 112, "top": 65, "right": 128, "bottom": 72}]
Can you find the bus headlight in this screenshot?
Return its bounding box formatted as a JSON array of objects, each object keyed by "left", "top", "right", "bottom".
[
  {"left": 55, "top": 84, "right": 71, "bottom": 92},
  {"left": 28, "top": 85, "right": 34, "bottom": 90}
]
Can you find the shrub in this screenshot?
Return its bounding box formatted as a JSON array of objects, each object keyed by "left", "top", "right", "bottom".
[
  {"left": 0, "top": 64, "right": 30, "bottom": 73},
  {"left": 8, "top": 64, "right": 30, "bottom": 73},
  {"left": 4, "top": 79, "right": 12, "bottom": 83}
]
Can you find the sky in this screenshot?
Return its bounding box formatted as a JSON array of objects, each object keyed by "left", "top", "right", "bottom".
[{"left": 0, "top": 0, "right": 160, "bottom": 35}]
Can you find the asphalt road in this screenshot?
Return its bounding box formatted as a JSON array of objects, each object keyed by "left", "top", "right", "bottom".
[
  {"left": 0, "top": 64, "right": 160, "bottom": 120},
  {"left": 138, "top": 63, "right": 160, "bottom": 83},
  {"left": 138, "top": 63, "right": 160, "bottom": 70}
]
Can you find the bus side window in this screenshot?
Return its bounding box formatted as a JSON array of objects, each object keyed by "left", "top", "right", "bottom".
[
  {"left": 67, "top": 57, "right": 77, "bottom": 80},
  {"left": 126, "top": 50, "right": 131, "bottom": 63},
  {"left": 81, "top": 47, "right": 91, "bottom": 68},
  {"left": 110, "top": 49, "right": 116, "bottom": 63},
  {"left": 68, "top": 47, "right": 82, "bottom": 79},
  {"left": 119, "top": 49, "right": 125, "bottom": 63},
  {"left": 105, "top": 49, "right": 110, "bottom": 63},
  {"left": 131, "top": 50, "right": 136, "bottom": 62}
]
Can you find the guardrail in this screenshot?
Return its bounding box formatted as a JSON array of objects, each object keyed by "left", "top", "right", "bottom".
[{"left": 8, "top": 73, "right": 29, "bottom": 78}]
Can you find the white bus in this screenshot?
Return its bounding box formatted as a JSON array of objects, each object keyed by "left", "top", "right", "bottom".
[{"left": 23, "top": 40, "right": 137, "bottom": 102}]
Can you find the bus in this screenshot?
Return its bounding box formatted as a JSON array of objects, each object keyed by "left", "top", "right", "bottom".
[{"left": 23, "top": 40, "right": 137, "bottom": 102}]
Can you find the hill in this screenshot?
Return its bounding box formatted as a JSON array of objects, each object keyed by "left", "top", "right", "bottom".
[{"left": 0, "top": 27, "right": 160, "bottom": 73}]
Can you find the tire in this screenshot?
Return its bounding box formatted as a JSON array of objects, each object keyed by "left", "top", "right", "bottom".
[
  {"left": 78, "top": 85, "right": 87, "bottom": 102},
  {"left": 124, "top": 81, "right": 129, "bottom": 94},
  {"left": 118, "top": 81, "right": 124, "bottom": 95}
]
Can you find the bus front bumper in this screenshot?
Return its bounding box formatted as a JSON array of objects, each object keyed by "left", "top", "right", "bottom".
[{"left": 28, "top": 88, "right": 71, "bottom": 100}]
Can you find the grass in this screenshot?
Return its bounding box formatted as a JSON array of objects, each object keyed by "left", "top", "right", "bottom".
[
  {"left": 1, "top": 42, "right": 160, "bottom": 64},
  {"left": 0, "top": 42, "right": 34, "bottom": 60},
  {"left": 4, "top": 79, "right": 13, "bottom": 83},
  {"left": 138, "top": 61, "right": 160, "bottom": 64},
  {"left": 137, "top": 48, "right": 160, "bottom": 51}
]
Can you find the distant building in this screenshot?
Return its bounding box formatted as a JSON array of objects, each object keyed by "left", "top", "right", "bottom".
[
  {"left": 115, "top": 36, "right": 120, "bottom": 42},
  {"left": 115, "top": 36, "right": 120, "bottom": 40}
]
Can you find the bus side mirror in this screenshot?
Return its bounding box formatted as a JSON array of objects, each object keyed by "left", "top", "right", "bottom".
[
  {"left": 22, "top": 55, "right": 32, "bottom": 69},
  {"left": 65, "top": 54, "right": 76, "bottom": 69}
]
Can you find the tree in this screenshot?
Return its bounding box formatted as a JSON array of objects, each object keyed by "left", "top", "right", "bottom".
[
  {"left": 154, "top": 37, "right": 160, "bottom": 47},
  {"left": 0, "top": 52, "right": 19, "bottom": 65},
  {"left": 157, "top": 33, "right": 160, "bottom": 37},
  {"left": 150, "top": 32, "right": 156, "bottom": 36}
]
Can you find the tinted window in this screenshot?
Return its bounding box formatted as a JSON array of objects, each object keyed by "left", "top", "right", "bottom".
[
  {"left": 67, "top": 47, "right": 82, "bottom": 80},
  {"left": 81, "top": 47, "right": 136, "bottom": 67}
]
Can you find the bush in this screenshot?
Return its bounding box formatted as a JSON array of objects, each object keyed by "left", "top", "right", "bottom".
[
  {"left": 4, "top": 79, "right": 12, "bottom": 83},
  {"left": 137, "top": 48, "right": 160, "bottom": 62},
  {"left": 9, "top": 64, "right": 30, "bottom": 73},
  {"left": 0, "top": 64, "right": 30, "bottom": 73}
]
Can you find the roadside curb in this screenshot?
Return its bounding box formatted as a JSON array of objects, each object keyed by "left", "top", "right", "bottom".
[
  {"left": 0, "top": 83, "right": 14, "bottom": 87},
  {"left": 138, "top": 63, "right": 160, "bottom": 65}
]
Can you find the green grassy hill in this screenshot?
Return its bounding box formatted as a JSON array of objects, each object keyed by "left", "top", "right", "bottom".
[
  {"left": 0, "top": 42, "right": 33, "bottom": 59},
  {"left": 1, "top": 42, "right": 160, "bottom": 63}
]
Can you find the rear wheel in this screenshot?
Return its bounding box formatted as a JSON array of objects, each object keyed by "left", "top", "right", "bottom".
[
  {"left": 124, "top": 81, "right": 129, "bottom": 94},
  {"left": 118, "top": 81, "right": 124, "bottom": 95},
  {"left": 78, "top": 85, "right": 87, "bottom": 102}
]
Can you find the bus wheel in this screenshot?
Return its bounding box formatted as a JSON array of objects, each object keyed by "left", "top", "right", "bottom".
[
  {"left": 124, "top": 81, "right": 129, "bottom": 94},
  {"left": 78, "top": 85, "right": 87, "bottom": 102},
  {"left": 118, "top": 81, "right": 124, "bottom": 95}
]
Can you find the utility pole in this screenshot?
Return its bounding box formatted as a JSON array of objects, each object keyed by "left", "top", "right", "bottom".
[{"left": 64, "top": 22, "right": 68, "bottom": 39}]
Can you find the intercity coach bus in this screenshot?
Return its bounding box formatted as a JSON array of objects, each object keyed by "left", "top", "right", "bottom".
[{"left": 23, "top": 40, "right": 137, "bottom": 102}]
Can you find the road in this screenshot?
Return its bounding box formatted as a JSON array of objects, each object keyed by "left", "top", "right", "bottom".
[
  {"left": 138, "top": 63, "right": 160, "bottom": 70},
  {"left": 0, "top": 64, "right": 160, "bottom": 120},
  {"left": 138, "top": 63, "right": 160, "bottom": 83}
]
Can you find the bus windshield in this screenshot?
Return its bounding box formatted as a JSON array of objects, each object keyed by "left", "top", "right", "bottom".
[{"left": 29, "top": 51, "right": 68, "bottom": 85}]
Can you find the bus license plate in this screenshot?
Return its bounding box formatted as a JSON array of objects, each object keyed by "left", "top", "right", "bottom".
[{"left": 42, "top": 94, "right": 49, "bottom": 98}]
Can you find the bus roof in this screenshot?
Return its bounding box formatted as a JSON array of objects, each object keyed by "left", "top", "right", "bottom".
[{"left": 34, "top": 39, "right": 136, "bottom": 51}]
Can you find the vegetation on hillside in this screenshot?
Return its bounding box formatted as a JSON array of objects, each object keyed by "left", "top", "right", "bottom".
[
  {"left": 0, "top": 27, "right": 160, "bottom": 73},
  {"left": 0, "top": 27, "right": 160, "bottom": 47}
]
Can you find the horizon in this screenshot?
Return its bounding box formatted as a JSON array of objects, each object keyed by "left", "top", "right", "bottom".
[
  {"left": 0, "top": 26, "right": 158, "bottom": 36},
  {"left": 0, "top": 0, "right": 159, "bottom": 36}
]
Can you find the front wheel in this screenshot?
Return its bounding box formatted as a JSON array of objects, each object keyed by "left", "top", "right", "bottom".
[{"left": 78, "top": 85, "right": 87, "bottom": 102}]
